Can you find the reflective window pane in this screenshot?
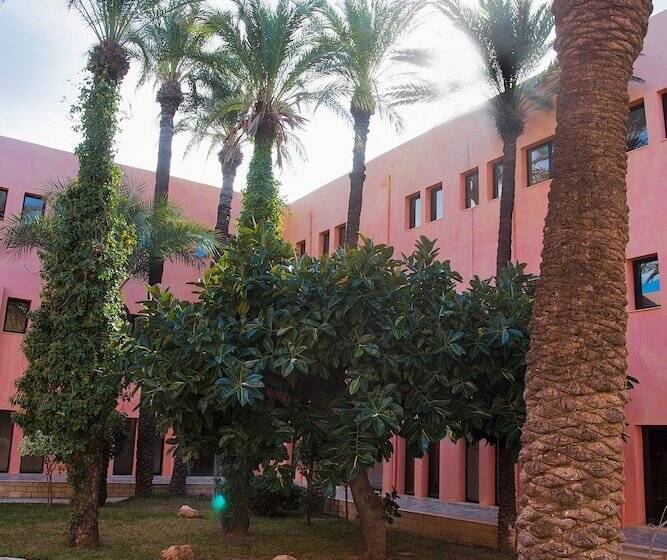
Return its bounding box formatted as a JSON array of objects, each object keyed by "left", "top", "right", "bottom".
[
  {"left": 634, "top": 257, "right": 661, "bottom": 309},
  {"left": 464, "top": 171, "right": 479, "bottom": 209},
  {"left": 627, "top": 103, "right": 649, "bottom": 150},
  {"left": 408, "top": 193, "right": 422, "bottom": 228},
  {"left": 3, "top": 299, "right": 30, "bottom": 333},
  {"left": 0, "top": 189, "right": 7, "bottom": 220},
  {"left": 21, "top": 195, "right": 45, "bottom": 222},
  {"left": 493, "top": 162, "right": 503, "bottom": 199},
  {"left": 430, "top": 186, "right": 444, "bottom": 221},
  {"left": 527, "top": 142, "right": 553, "bottom": 186}
]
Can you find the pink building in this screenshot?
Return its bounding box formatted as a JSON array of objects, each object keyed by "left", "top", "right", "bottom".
[{"left": 1, "top": 9, "right": 666, "bottom": 531}]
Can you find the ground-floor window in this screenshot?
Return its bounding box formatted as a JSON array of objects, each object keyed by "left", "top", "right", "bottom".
[
  {"left": 465, "top": 441, "right": 479, "bottom": 503},
  {"left": 644, "top": 426, "right": 667, "bottom": 524},
  {"left": 0, "top": 411, "right": 13, "bottom": 472},
  {"left": 404, "top": 454, "right": 415, "bottom": 495},
  {"left": 113, "top": 418, "right": 137, "bottom": 476},
  {"left": 427, "top": 442, "right": 440, "bottom": 498}
]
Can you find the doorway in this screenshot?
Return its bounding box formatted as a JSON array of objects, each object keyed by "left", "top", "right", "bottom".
[
  {"left": 404, "top": 453, "right": 415, "bottom": 495},
  {"left": 644, "top": 427, "right": 667, "bottom": 524},
  {"left": 428, "top": 442, "right": 440, "bottom": 498},
  {"left": 466, "top": 441, "right": 479, "bottom": 503}
]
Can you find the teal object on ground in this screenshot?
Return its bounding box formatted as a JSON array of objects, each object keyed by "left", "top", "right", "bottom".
[{"left": 212, "top": 494, "right": 227, "bottom": 513}]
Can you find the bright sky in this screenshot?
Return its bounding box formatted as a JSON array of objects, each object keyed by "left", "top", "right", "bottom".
[{"left": 1, "top": 0, "right": 666, "bottom": 201}]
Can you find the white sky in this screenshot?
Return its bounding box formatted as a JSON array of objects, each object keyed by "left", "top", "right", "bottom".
[{"left": 1, "top": 0, "right": 666, "bottom": 201}]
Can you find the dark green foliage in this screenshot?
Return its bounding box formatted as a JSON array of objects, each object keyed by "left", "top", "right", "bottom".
[
  {"left": 381, "top": 490, "right": 401, "bottom": 524},
  {"left": 248, "top": 476, "right": 307, "bottom": 518}
]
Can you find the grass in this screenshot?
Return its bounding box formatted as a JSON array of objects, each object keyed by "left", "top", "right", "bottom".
[{"left": 0, "top": 496, "right": 508, "bottom": 560}]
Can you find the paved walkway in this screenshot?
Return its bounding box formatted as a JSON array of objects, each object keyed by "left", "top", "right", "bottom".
[{"left": 334, "top": 488, "right": 667, "bottom": 550}]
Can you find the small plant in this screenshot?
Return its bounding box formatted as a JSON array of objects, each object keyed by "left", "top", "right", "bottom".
[
  {"left": 381, "top": 490, "right": 401, "bottom": 524},
  {"left": 18, "top": 431, "right": 66, "bottom": 506},
  {"left": 248, "top": 475, "right": 306, "bottom": 518}
]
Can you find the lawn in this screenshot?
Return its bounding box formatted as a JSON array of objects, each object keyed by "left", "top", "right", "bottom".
[{"left": 0, "top": 496, "right": 508, "bottom": 560}]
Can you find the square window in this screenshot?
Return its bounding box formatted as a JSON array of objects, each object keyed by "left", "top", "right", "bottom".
[
  {"left": 464, "top": 170, "right": 479, "bottom": 209},
  {"left": 429, "top": 185, "right": 444, "bottom": 221},
  {"left": 113, "top": 418, "right": 137, "bottom": 476},
  {"left": 627, "top": 102, "right": 648, "bottom": 150},
  {"left": 0, "top": 188, "right": 8, "bottom": 220},
  {"left": 21, "top": 194, "right": 45, "bottom": 222},
  {"left": 335, "top": 223, "right": 346, "bottom": 248},
  {"left": 320, "top": 230, "right": 330, "bottom": 255},
  {"left": 296, "top": 240, "right": 306, "bottom": 256},
  {"left": 527, "top": 142, "right": 553, "bottom": 186},
  {"left": 0, "top": 410, "right": 13, "bottom": 473},
  {"left": 3, "top": 298, "right": 30, "bottom": 333},
  {"left": 19, "top": 454, "right": 44, "bottom": 474},
  {"left": 407, "top": 193, "right": 422, "bottom": 228},
  {"left": 633, "top": 256, "right": 661, "bottom": 309},
  {"left": 492, "top": 161, "right": 503, "bottom": 199}
]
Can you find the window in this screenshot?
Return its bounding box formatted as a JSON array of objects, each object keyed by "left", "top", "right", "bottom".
[
  {"left": 0, "top": 188, "right": 7, "bottom": 220},
  {"left": 627, "top": 102, "right": 648, "bottom": 150},
  {"left": 320, "top": 230, "right": 330, "bottom": 255},
  {"left": 296, "top": 240, "right": 306, "bottom": 256},
  {"left": 492, "top": 161, "right": 503, "bottom": 199},
  {"left": 20, "top": 454, "right": 44, "bottom": 474},
  {"left": 21, "top": 194, "right": 45, "bottom": 222},
  {"left": 408, "top": 193, "right": 422, "bottom": 228},
  {"left": 3, "top": 298, "right": 30, "bottom": 333},
  {"left": 112, "top": 418, "right": 137, "bottom": 476},
  {"left": 527, "top": 141, "right": 553, "bottom": 186},
  {"left": 662, "top": 93, "right": 667, "bottom": 138},
  {"left": 335, "top": 223, "right": 346, "bottom": 248},
  {"left": 152, "top": 434, "right": 164, "bottom": 476},
  {"left": 464, "top": 170, "right": 479, "bottom": 209},
  {"left": 189, "top": 453, "right": 214, "bottom": 476},
  {"left": 429, "top": 184, "right": 444, "bottom": 221},
  {"left": 0, "top": 411, "right": 13, "bottom": 473},
  {"left": 633, "top": 256, "right": 661, "bottom": 309}
]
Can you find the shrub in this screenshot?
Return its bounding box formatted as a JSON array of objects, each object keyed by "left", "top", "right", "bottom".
[{"left": 248, "top": 475, "right": 305, "bottom": 517}]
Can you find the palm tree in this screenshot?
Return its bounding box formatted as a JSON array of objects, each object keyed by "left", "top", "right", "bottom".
[
  {"left": 433, "top": 1, "right": 553, "bottom": 551},
  {"left": 128, "top": 0, "right": 205, "bottom": 497},
  {"left": 316, "top": 0, "right": 437, "bottom": 247},
  {"left": 203, "top": 0, "right": 331, "bottom": 232},
  {"left": 516, "top": 2, "right": 651, "bottom": 560}
]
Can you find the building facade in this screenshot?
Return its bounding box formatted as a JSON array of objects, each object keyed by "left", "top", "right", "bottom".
[{"left": 2, "top": 10, "right": 666, "bottom": 529}]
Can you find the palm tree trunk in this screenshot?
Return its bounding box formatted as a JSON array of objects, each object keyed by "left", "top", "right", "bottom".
[
  {"left": 136, "top": 80, "right": 184, "bottom": 497},
  {"left": 239, "top": 121, "right": 279, "bottom": 230},
  {"left": 169, "top": 447, "right": 188, "bottom": 496},
  {"left": 517, "top": 3, "right": 651, "bottom": 560},
  {"left": 496, "top": 133, "right": 519, "bottom": 275},
  {"left": 216, "top": 146, "right": 243, "bottom": 240},
  {"left": 69, "top": 448, "right": 102, "bottom": 548},
  {"left": 344, "top": 108, "right": 372, "bottom": 247},
  {"left": 349, "top": 468, "right": 387, "bottom": 560}
]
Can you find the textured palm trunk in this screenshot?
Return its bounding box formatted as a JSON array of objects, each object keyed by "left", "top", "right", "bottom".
[
  {"left": 344, "top": 108, "right": 372, "bottom": 247},
  {"left": 136, "top": 80, "right": 184, "bottom": 497},
  {"left": 69, "top": 450, "right": 102, "bottom": 548},
  {"left": 517, "top": 2, "right": 651, "bottom": 560},
  {"left": 349, "top": 468, "right": 387, "bottom": 560},
  {"left": 169, "top": 448, "right": 188, "bottom": 496},
  {"left": 216, "top": 146, "right": 243, "bottom": 240},
  {"left": 496, "top": 132, "right": 520, "bottom": 274}
]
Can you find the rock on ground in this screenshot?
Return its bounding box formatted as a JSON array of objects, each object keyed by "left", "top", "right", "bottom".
[
  {"left": 272, "top": 556, "right": 297, "bottom": 560},
  {"left": 177, "top": 505, "right": 203, "bottom": 519},
  {"left": 160, "top": 544, "right": 197, "bottom": 560}
]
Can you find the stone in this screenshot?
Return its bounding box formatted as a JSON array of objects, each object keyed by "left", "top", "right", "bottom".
[
  {"left": 160, "top": 545, "right": 197, "bottom": 560},
  {"left": 177, "top": 505, "right": 203, "bottom": 519},
  {"left": 272, "top": 556, "right": 297, "bottom": 560}
]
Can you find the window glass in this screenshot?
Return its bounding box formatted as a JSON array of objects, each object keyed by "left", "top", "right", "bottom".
[
  {"left": 0, "top": 411, "right": 12, "bottom": 473},
  {"left": 464, "top": 171, "right": 479, "bottom": 209},
  {"left": 3, "top": 299, "right": 30, "bottom": 333},
  {"left": 112, "top": 418, "right": 137, "bottom": 476},
  {"left": 627, "top": 103, "right": 649, "bottom": 150},
  {"left": 527, "top": 142, "right": 553, "bottom": 185},
  {"left": 20, "top": 454, "right": 44, "bottom": 474},
  {"left": 634, "top": 257, "right": 661, "bottom": 309},
  {"left": 0, "top": 188, "right": 7, "bottom": 220},
  {"left": 296, "top": 240, "right": 306, "bottom": 256},
  {"left": 21, "top": 194, "right": 45, "bottom": 222},
  {"left": 189, "top": 453, "right": 214, "bottom": 476},
  {"left": 408, "top": 194, "right": 422, "bottom": 228},
  {"left": 493, "top": 162, "right": 503, "bottom": 199},
  {"left": 320, "top": 230, "right": 330, "bottom": 255},
  {"left": 152, "top": 434, "right": 164, "bottom": 476},
  {"left": 336, "top": 224, "right": 346, "bottom": 248},
  {"left": 430, "top": 186, "right": 444, "bottom": 221}
]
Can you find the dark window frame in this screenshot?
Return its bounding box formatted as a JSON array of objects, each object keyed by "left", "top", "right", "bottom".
[
  {"left": 527, "top": 141, "right": 554, "bottom": 186},
  {"left": 407, "top": 192, "right": 422, "bottom": 229},
  {"left": 662, "top": 92, "right": 667, "bottom": 138},
  {"left": 627, "top": 101, "right": 649, "bottom": 151},
  {"left": 0, "top": 410, "right": 13, "bottom": 473},
  {"left": 3, "top": 298, "right": 31, "bottom": 334},
  {"left": 21, "top": 193, "right": 45, "bottom": 221},
  {"left": 633, "top": 255, "right": 661, "bottom": 310},
  {"left": 0, "top": 188, "right": 8, "bottom": 220},
  {"left": 335, "top": 223, "right": 347, "bottom": 248},
  {"left": 464, "top": 169, "right": 479, "bottom": 209},
  {"left": 429, "top": 184, "right": 444, "bottom": 221},
  {"left": 320, "top": 230, "right": 330, "bottom": 255},
  {"left": 296, "top": 240, "right": 306, "bottom": 257},
  {"left": 492, "top": 160, "right": 503, "bottom": 200}
]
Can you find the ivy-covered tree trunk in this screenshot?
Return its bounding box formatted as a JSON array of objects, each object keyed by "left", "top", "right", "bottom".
[
  {"left": 349, "top": 468, "right": 386, "bottom": 560},
  {"left": 69, "top": 447, "right": 103, "bottom": 547},
  {"left": 344, "top": 107, "right": 372, "bottom": 247},
  {"left": 98, "top": 439, "right": 111, "bottom": 508},
  {"left": 220, "top": 460, "right": 252, "bottom": 541},
  {"left": 238, "top": 120, "right": 280, "bottom": 230},
  {"left": 216, "top": 146, "right": 243, "bottom": 240},
  {"left": 169, "top": 448, "right": 188, "bottom": 495},
  {"left": 136, "top": 80, "right": 184, "bottom": 497}
]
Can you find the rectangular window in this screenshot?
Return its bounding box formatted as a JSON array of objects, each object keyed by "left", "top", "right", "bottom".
[
  {"left": 492, "top": 161, "right": 503, "bottom": 199},
  {"left": 464, "top": 170, "right": 479, "bottom": 209},
  {"left": 527, "top": 141, "right": 554, "bottom": 186},
  {"left": 20, "top": 454, "right": 44, "bottom": 474},
  {"left": 662, "top": 93, "right": 667, "bottom": 138},
  {"left": 112, "top": 418, "right": 137, "bottom": 476},
  {"left": 627, "top": 102, "right": 649, "bottom": 150},
  {"left": 408, "top": 193, "right": 422, "bottom": 228},
  {"left": 0, "top": 188, "right": 8, "bottom": 220},
  {"left": 320, "top": 230, "right": 330, "bottom": 255},
  {"left": 21, "top": 194, "right": 45, "bottom": 222},
  {"left": 3, "top": 298, "right": 30, "bottom": 333},
  {"left": 633, "top": 256, "right": 661, "bottom": 309},
  {"left": 188, "top": 453, "right": 214, "bottom": 476},
  {"left": 152, "top": 434, "right": 164, "bottom": 476},
  {"left": 0, "top": 411, "right": 13, "bottom": 473},
  {"left": 335, "top": 223, "right": 346, "bottom": 248},
  {"left": 296, "top": 240, "right": 306, "bottom": 257},
  {"left": 429, "top": 184, "right": 444, "bottom": 221}
]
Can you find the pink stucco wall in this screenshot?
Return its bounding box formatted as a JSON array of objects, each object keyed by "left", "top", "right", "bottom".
[{"left": 2, "top": 10, "right": 667, "bottom": 527}]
